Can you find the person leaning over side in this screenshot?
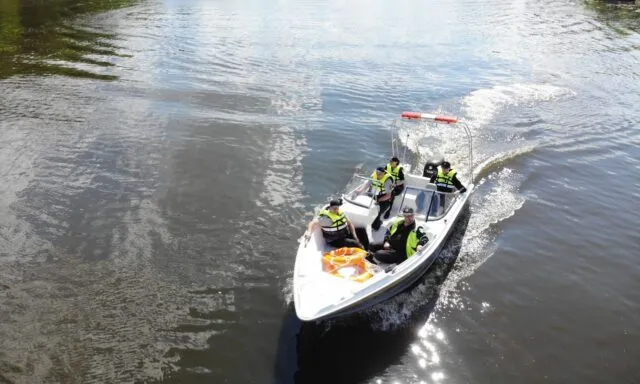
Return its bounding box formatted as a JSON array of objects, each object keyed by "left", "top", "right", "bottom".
[
  {"left": 304, "top": 199, "right": 363, "bottom": 249},
  {"left": 367, "top": 207, "right": 428, "bottom": 265},
  {"left": 383, "top": 156, "right": 405, "bottom": 219}
]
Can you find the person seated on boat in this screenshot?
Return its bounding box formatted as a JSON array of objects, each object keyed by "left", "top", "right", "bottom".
[
  {"left": 384, "top": 156, "right": 405, "bottom": 219},
  {"left": 304, "top": 199, "right": 364, "bottom": 249},
  {"left": 367, "top": 207, "right": 428, "bottom": 265}
]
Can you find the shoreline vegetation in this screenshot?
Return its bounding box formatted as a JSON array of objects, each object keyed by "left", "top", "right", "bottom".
[
  {"left": 1, "top": 0, "right": 638, "bottom": 81},
  {"left": 584, "top": 0, "right": 640, "bottom": 35}
]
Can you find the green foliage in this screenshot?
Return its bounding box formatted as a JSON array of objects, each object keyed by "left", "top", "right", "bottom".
[{"left": 583, "top": 0, "right": 640, "bottom": 35}]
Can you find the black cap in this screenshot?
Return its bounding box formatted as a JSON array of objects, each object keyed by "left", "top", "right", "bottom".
[
  {"left": 390, "top": 156, "right": 400, "bottom": 163},
  {"left": 402, "top": 207, "right": 414, "bottom": 215},
  {"left": 376, "top": 166, "right": 385, "bottom": 173},
  {"left": 329, "top": 199, "right": 342, "bottom": 207},
  {"left": 441, "top": 161, "right": 451, "bottom": 168}
]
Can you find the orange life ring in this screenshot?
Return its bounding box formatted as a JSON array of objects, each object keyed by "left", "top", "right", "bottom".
[{"left": 322, "top": 247, "right": 374, "bottom": 282}]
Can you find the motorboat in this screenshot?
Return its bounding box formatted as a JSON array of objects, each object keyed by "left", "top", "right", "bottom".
[{"left": 293, "top": 112, "right": 474, "bottom": 322}]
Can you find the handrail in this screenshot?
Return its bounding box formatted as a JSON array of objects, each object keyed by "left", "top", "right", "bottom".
[
  {"left": 341, "top": 176, "right": 376, "bottom": 209},
  {"left": 341, "top": 193, "right": 373, "bottom": 209},
  {"left": 421, "top": 183, "right": 461, "bottom": 195}
]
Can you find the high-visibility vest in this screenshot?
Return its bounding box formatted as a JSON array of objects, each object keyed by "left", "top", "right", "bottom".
[
  {"left": 385, "top": 163, "right": 402, "bottom": 183},
  {"left": 388, "top": 218, "right": 421, "bottom": 258},
  {"left": 318, "top": 208, "right": 348, "bottom": 240},
  {"left": 435, "top": 169, "right": 457, "bottom": 191},
  {"left": 370, "top": 171, "right": 392, "bottom": 195}
]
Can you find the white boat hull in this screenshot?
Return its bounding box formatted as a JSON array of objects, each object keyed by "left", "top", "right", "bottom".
[{"left": 293, "top": 173, "right": 473, "bottom": 322}]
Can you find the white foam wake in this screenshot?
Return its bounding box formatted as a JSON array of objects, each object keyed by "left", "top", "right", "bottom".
[
  {"left": 397, "top": 82, "right": 574, "bottom": 182},
  {"left": 461, "top": 83, "right": 575, "bottom": 130},
  {"left": 367, "top": 83, "right": 561, "bottom": 329}
]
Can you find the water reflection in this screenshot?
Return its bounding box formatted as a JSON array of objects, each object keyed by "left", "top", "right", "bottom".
[
  {"left": 413, "top": 322, "right": 447, "bottom": 382},
  {"left": 0, "top": 0, "right": 136, "bottom": 79}
]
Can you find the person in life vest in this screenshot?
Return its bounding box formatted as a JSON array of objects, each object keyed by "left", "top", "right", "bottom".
[
  {"left": 383, "top": 156, "right": 405, "bottom": 219},
  {"left": 429, "top": 160, "right": 467, "bottom": 194},
  {"left": 367, "top": 207, "right": 429, "bottom": 264},
  {"left": 428, "top": 160, "right": 467, "bottom": 214},
  {"left": 369, "top": 166, "right": 394, "bottom": 231},
  {"left": 304, "top": 199, "right": 363, "bottom": 249}
]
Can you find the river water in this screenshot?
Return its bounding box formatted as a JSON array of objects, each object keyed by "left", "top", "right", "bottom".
[{"left": 1, "top": 0, "right": 639, "bottom": 383}]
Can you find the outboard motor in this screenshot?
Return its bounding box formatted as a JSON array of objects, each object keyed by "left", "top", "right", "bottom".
[{"left": 422, "top": 158, "right": 443, "bottom": 178}]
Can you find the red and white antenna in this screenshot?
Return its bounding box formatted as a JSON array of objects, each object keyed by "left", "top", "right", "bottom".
[{"left": 401, "top": 111, "right": 458, "bottom": 124}]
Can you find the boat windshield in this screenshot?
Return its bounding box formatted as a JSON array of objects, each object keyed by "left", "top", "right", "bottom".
[
  {"left": 343, "top": 175, "right": 377, "bottom": 209},
  {"left": 395, "top": 185, "right": 459, "bottom": 221},
  {"left": 342, "top": 175, "right": 460, "bottom": 220}
]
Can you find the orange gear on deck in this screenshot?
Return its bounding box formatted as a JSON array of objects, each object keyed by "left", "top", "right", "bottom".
[{"left": 322, "top": 247, "right": 374, "bottom": 282}]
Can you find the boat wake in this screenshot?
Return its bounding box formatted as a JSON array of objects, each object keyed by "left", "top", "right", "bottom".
[
  {"left": 283, "top": 82, "right": 570, "bottom": 329},
  {"left": 461, "top": 83, "right": 575, "bottom": 131},
  {"left": 361, "top": 82, "right": 567, "bottom": 329},
  {"left": 399, "top": 82, "right": 573, "bottom": 180}
]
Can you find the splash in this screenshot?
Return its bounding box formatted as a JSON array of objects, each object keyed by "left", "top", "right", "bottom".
[
  {"left": 446, "top": 167, "right": 526, "bottom": 281},
  {"left": 281, "top": 275, "right": 294, "bottom": 306}
]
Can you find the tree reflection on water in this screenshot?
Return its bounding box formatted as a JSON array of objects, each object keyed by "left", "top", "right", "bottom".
[{"left": 0, "top": 0, "right": 137, "bottom": 80}]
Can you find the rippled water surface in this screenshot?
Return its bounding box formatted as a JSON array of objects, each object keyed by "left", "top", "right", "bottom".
[{"left": 1, "top": 0, "right": 640, "bottom": 383}]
